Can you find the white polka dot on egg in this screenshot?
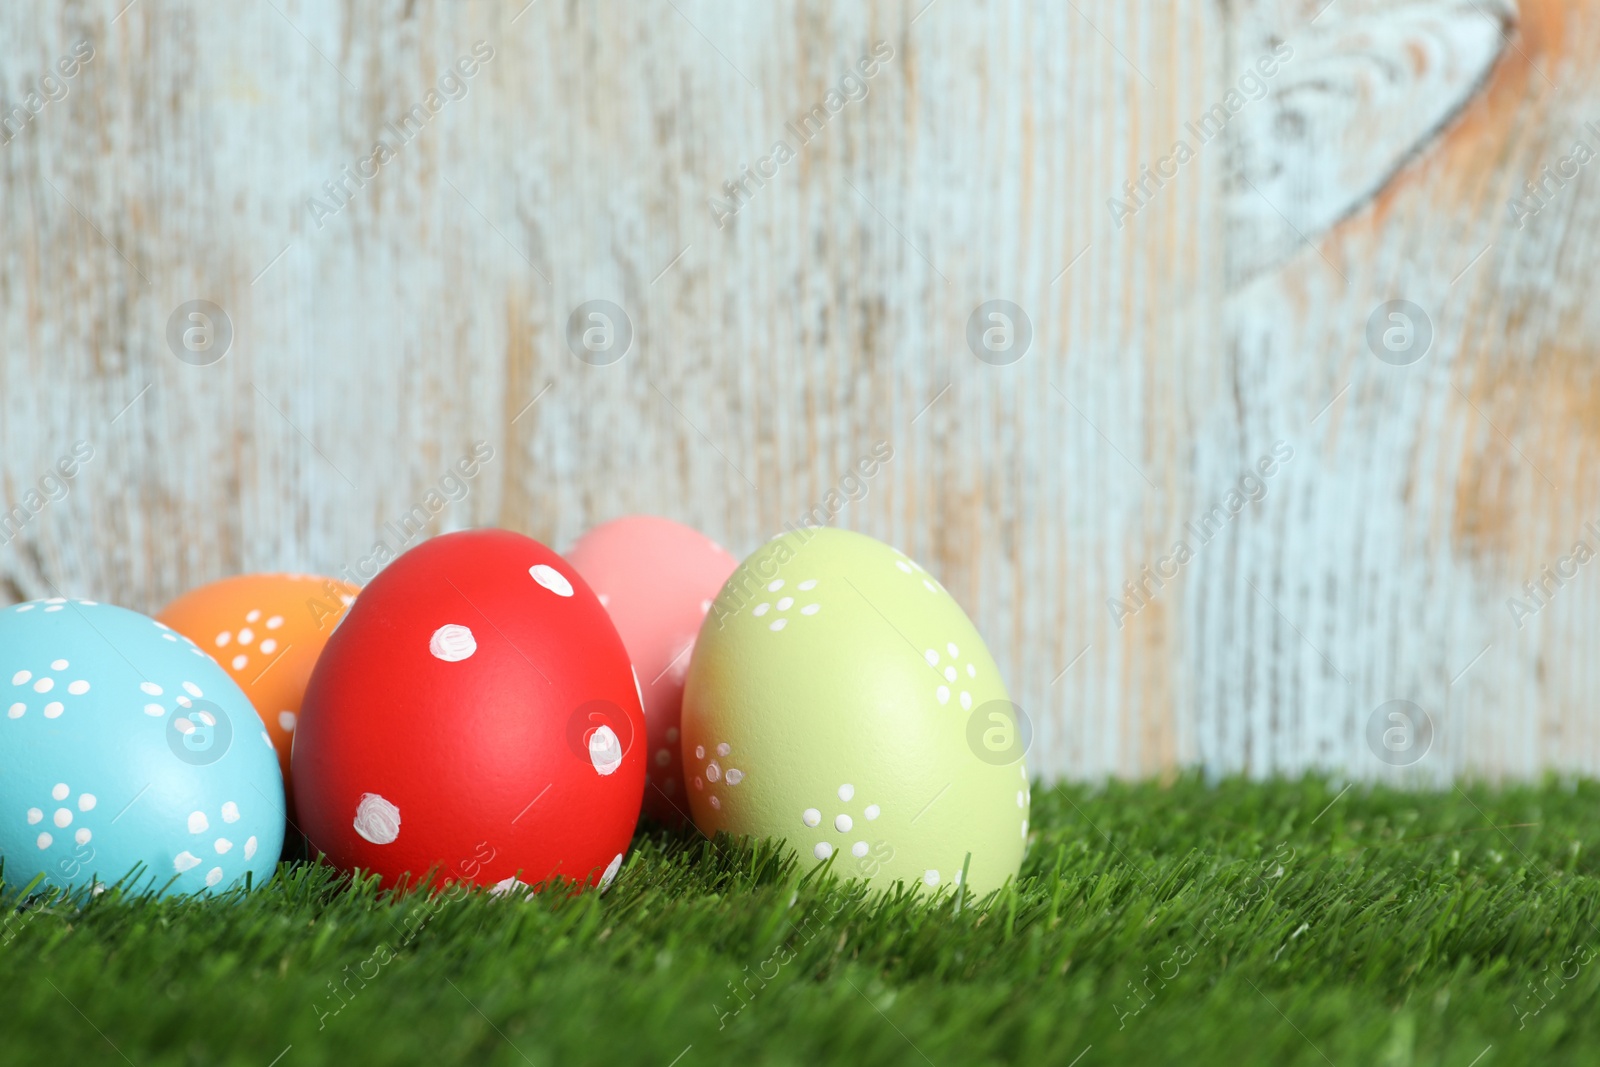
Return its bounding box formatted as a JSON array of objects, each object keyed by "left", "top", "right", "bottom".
[
  {"left": 588, "top": 726, "right": 622, "bottom": 776},
  {"left": 599, "top": 853, "right": 623, "bottom": 891},
  {"left": 528, "top": 564, "right": 574, "bottom": 597},
  {"left": 428, "top": 624, "right": 477, "bottom": 663},
  {"left": 353, "top": 793, "right": 401, "bottom": 845}
]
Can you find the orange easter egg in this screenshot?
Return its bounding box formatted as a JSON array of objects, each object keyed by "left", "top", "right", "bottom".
[{"left": 157, "top": 573, "right": 359, "bottom": 819}]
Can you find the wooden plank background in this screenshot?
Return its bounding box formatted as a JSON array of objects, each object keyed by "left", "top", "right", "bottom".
[{"left": 1, "top": 0, "right": 1593, "bottom": 783}]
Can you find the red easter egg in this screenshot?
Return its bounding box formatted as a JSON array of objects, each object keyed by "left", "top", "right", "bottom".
[
  {"left": 292, "top": 529, "right": 645, "bottom": 892},
  {"left": 565, "top": 516, "right": 738, "bottom": 827}
]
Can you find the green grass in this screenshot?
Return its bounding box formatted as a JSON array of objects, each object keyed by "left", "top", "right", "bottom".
[{"left": 5, "top": 776, "right": 1600, "bottom": 1066}]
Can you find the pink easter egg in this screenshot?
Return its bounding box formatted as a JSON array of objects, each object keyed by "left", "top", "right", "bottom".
[{"left": 566, "top": 516, "right": 739, "bottom": 827}]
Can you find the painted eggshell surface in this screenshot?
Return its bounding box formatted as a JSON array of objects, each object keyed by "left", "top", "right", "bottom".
[
  {"left": 293, "top": 530, "right": 646, "bottom": 892},
  {"left": 0, "top": 599, "right": 286, "bottom": 895},
  {"left": 565, "top": 516, "right": 739, "bottom": 826},
  {"left": 157, "top": 573, "right": 359, "bottom": 819},
  {"left": 682, "top": 528, "right": 1029, "bottom": 894}
]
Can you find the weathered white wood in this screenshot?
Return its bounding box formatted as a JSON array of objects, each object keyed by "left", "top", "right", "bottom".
[
  {"left": 1213, "top": 0, "right": 1600, "bottom": 782},
  {"left": 0, "top": 0, "right": 1593, "bottom": 783},
  {"left": 1228, "top": 0, "right": 1512, "bottom": 283}
]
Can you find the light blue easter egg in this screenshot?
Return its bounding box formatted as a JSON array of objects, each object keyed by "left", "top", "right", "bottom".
[{"left": 0, "top": 598, "right": 285, "bottom": 896}]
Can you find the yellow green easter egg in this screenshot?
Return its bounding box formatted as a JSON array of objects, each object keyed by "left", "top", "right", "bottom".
[{"left": 681, "top": 528, "right": 1030, "bottom": 894}]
